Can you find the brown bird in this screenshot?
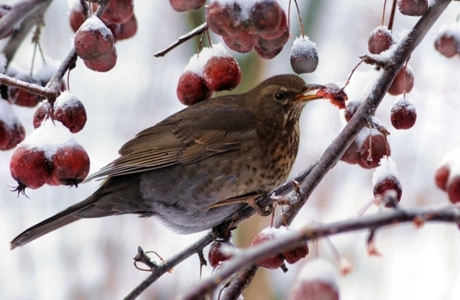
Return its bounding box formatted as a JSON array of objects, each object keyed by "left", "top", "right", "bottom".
[{"left": 10, "top": 74, "right": 324, "bottom": 249}]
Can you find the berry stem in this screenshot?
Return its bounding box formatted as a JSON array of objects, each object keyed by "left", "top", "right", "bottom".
[
  {"left": 293, "top": 0, "right": 305, "bottom": 37},
  {"left": 381, "top": 0, "right": 388, "bottom": 26},
  {"left": 388, "top": 0, "right": 397, "bottom": 31}
]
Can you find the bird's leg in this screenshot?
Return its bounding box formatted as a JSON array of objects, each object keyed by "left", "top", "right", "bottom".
[{"left": 208, "top": 194, "right": 272, "bottom": 216}]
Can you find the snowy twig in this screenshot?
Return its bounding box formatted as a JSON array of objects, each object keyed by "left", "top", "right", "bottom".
[
  {"left": 154, "top": 22, "right": 208, "bottom": 57},
  {"left": 179, "top": 207, "right": 460, "bottom": 300}
]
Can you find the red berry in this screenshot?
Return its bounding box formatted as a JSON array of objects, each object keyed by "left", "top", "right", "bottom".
[
  {"left": 316, "top": 84, "right": 347, "bottom": 109},
  {"left": 0, "top": 121, "right": 25, "bottom": 151},
  {"left": 99, "top": 0, "right": 133, "bottom": 24},
  {"left": 388, "top": 65, "right": 414, "bottom": 96},
  {"left": 10, "top": 146, "right": 51, "bottom": 190},
  {"left": 434, "top": 25, "right": 460, "bottom": 58},
  {"left": 435, "top": 165, "right": 450, "bottom": 191},
  {"left": 250, "top": 227, "right": 286, "bottom": 270},
  {"left": 247, "top": 0, "right": 283, "bottom": 35},
  {"left": 53, "top": 92, "right": 87, "bottom": 133},
  {"left": 254, "top": 44, "right": 284, "bottom": 59},
  {"left": 74, "top": 16, "right": 114, "bottom": 61},
  {"left": 108, "top": 13, "right": 137, "bottom": 41},
  {"left": 206, "top": 1, "right": 242, "bottom": 36},
  {"left": 340, "top": 139, "right": 360, "bottom": 165},
  {"left": 83, "top": 45, "right": 118, "bottom": 72},
  {"left": 69, "top": 1, "right": 87, "bottom": 32},
  {"left": 222, "top": 31, "right": 258, "bottom": 53},
  {"left": 50, "top": 144, "right": 90, "bottom": 186},
  {"left": 33, "top": 102, "right": 51, "bottom": 129},
  {"left": 358, "top": 129, "right": 391, "bottom": 169},
  {"left": 368, "top": 26, "right": 395, "bottom": 54},
  {"left": 208, "top": 240, "right": 234, "bottom": 268},
  {"left": 177, "top": 71, "right": 212, "bottom": 106},
  {"left": 259, "top": 11, "right": 288, "bottom": 40},
  {"left": 398, "top": 0, "right": 428, "bottom": 16},
  {"left": 283, "top": 241, "right": 309, "bottom": 264},
  {"left": 256, "top": 28, "right": 289, "bottom": 59},
  {"left": 390, "top": 98, "right": 417, "bottom": 130},
  {"left": 169, "top": 0, "right": 206, "bottom": 12},
  {"left": 373, "top": 175, "right": 402, "bottom": 207},
  {"left": 203, "top": 56, "right": 242, "bottom": 91}
]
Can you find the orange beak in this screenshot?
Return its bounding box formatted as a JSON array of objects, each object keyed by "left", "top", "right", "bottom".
[{"left": 294, "top": 84, "right": 325, "bottom": 102}]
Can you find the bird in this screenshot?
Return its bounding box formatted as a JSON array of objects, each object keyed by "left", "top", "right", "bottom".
[{"left": 10, "top": 74, "right": 324, "bottom": 249}]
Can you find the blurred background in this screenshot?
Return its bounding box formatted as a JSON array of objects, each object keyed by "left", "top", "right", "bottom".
[{"left": 1, "top": 0, "right": 460, "bottom": 299}]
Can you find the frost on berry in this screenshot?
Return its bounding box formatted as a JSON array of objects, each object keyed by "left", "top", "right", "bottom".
[
  {"left": 388, "top": 65, "right": 414, "bottom": 96},
  {"left": 343, "top": 100, "right": 362, "bottom": 122},
  {"left": 289, "top": 258, "right": 340, "bottom": 300},
  {"left": 398, "top": 0, "right": 428, "bottom": 17},
  {"left": 290, "top": 36, "right": 319, "bottom": 74},
  {"left": 250, "top": 226, "right": 287, "bottom": 270},
  {"left": 74, "top": 15, "right": 115, "bottom": 60},
  {"left": 372, "top": 156, "right": 402, "bottom": 207},
  {"left": 316, "top": 84, "right": 347, "bottom": 109},
  {"left": 434, "top": 23, "right": 460, "bottom": 58},
  {"left": 54, "top": 91, "right": 87, "bottom": 133},
  {"left": 368, "top": 26, "right": 395, "bottom": 55},
  {"left": 390, "top": 97, "right": 417, "bottom": 130},
  {"left": 357, "top": 128, "right": 391, "bottom": 169},
  {"left": 208, "top": 240, "right": 235, "bottom": 268},
  {"left": 0, "top": 99, "right": 25, "bottom": 150}
]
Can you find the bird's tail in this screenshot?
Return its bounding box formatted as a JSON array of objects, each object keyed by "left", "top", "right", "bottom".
[{"left": 10, "top": 195, "right": 97, "bottom": 249}]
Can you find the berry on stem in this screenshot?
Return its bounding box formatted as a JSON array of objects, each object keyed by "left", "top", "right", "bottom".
[{"left": 290, "top": 36, "right": 319, "bottom": 74}]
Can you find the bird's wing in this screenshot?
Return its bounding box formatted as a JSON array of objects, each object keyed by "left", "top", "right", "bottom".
[{"left": 86, "top": 103, "right": 255, "bottom": 180}]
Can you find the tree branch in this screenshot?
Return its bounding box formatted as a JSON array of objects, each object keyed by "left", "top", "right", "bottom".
[{"left": 154, "top": 22, "right": 208, "bottom": 57}]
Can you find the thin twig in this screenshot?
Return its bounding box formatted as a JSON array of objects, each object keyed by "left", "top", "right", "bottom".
[{"left": 154, "top": 23, "right": 208, "bottom": 57}]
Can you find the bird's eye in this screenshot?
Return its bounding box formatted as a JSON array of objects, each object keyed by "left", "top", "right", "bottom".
[{"left": 275, "top": 92, "right": 286, "bottom": 101}]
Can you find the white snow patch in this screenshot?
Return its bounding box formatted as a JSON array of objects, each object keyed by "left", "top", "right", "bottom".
[
  {"left": 291, "top": 36, "right": 318, "bottom": 58},
  {"left": 184, "top": 43, "right": 231, "bottom": 75},
  {"left": 210, "top": 0, "right": 276, "bottom": 20},
  {"left": 78, "top": 15, "right": 112, "bottom": 40},
  {"left": 372, "top": 156, "right": 398, "bottom": 185},
  {"left": 55, "top": 91, "right": 81, "bottom": 110},
  {"left": 0, "top": 99, "right": 20, "bottom": 128},
  {"left": 20, "top": 119, "right": 77, "bottom": 159}
]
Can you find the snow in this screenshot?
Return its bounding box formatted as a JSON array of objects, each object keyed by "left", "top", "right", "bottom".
[
  {"left": 78, "top": 15, "right": 112, "bottom": 40},
  {"left": 54, "top": 91, "right": 81, "bottom": 110},
  {"left": 67, "top": 0, "right": 82, "bottom": 10},
  {"left": 184, "top": 43, "right": 231, "bottom": 75},
  {"left": 290, "top": 36, "right": 318, "bottom": 58},
  {"left": 372, "top": 156, "right": 398, "bottom": 185},
  {"left": 0, "top": 98, "right": 20, "bottom": 128},
  {"left": 437, "top": 22, "right": 460, "bottom": 40},
  {"left": 394, "top": 97, "right": 416, "bottom": 112},
  {"left": 210, "top": 0, "right": 276, "bottom": 20},
  {"left": 20, "top": 119, "right": 77, "bottom": 159},
  {"left": 297, "top": 258, "right": 339, "bottom": 289}
]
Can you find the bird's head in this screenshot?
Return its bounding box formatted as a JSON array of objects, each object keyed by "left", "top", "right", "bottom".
[{"left": 245, "top": 74, "right": 324, "bottom": 127}]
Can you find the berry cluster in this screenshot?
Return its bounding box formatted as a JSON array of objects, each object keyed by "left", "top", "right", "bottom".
[
  {"left": 70, "top": 0, "right": 137, "bottom": 72},
  {"left": 250, "top": 226, "right": 309, "bottom": 270},
  {"left": 206, "top": 0, "right": 288, "bottom": 59},
  {"left": 10, "top": 92, "right": 89, "bottom": 193},
  {"left": 177, "top": 43, "right": 242, "bottom": 105}
]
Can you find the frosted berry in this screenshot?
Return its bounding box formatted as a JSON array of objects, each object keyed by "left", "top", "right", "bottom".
[
  {"left": 33, "top": 102, "right": 51, "bottom": 129},
  {"left": 69, "top": 1, "right": 87, "bottom": 32},
  {"left": 74, "top": 16, "right": 114, "bottom": 61},
  {"left": 170, "top": 0, "right": 206, "bottom": 12},
  {"left": 109, "top": 14, "right": 137, "bottom": 41},
  {"left": 8, "top": 75, "right": 42, "bottom": 107},
  {"left": 368, "top": 26, "right": 395, "bottom": 54},
  {"left": 358, "top": 130, "right": 390, "bottom": 169},
  {"left": 250, "top": 227, "right": 286, "bottom": 270},
  {"left": 208, "top": 240, "right": 234, "bottom": 268},
  {"left": 177, "top": 71, "right": 212, "bottom": 106},
  {"left": 373, "top": 175, "right": 402, "bottom": 207},
  {"left": 434, "top": 26, "right": 460, "bottom": 58},
  {"left": 53, "top": 92, "right": 87, "bottom": 133},
  {"left": 203, "top": 56, "right": 242, "bottom": 91},
  {"left": 206, "top": 1, "right": 242, "bottom": 36},
  {"left": 388, "top": 65, "right": 414, "bottom": 96},
  {"left": 50, "top": 144, "right": 90, "bottom": 186},
  {"left": 343, "top": 101, "right": 361, "bottom": 122},
  {"left": 398, "top": 0, "right": 428, "bottom": 16},
  {"left": 390, "top": 98, "right": 417, "bottom": 130},
  {"left": 290, "top": 36, "right": 319, "bottom": 74},
  {"left": 316, "top": 84, "right": 347, "bottom": 109}
]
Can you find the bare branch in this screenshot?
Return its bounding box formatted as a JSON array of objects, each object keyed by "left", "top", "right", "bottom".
[{"left": 154, "top": 22, "right": 208, "bottom": 57}]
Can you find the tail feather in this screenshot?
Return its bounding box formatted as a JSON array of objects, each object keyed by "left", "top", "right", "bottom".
[{"left": 10, "top": 196, "right": 97, "bottom": 249}]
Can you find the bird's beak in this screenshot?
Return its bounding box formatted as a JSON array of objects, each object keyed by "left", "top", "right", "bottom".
[{"left": 294, "top": 84, "right": 325, "bottom": 102}]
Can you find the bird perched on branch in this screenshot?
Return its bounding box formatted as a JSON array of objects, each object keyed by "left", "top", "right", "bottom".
[{"left": 11, "top": 74, "right": 325, "bottom": 249}]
